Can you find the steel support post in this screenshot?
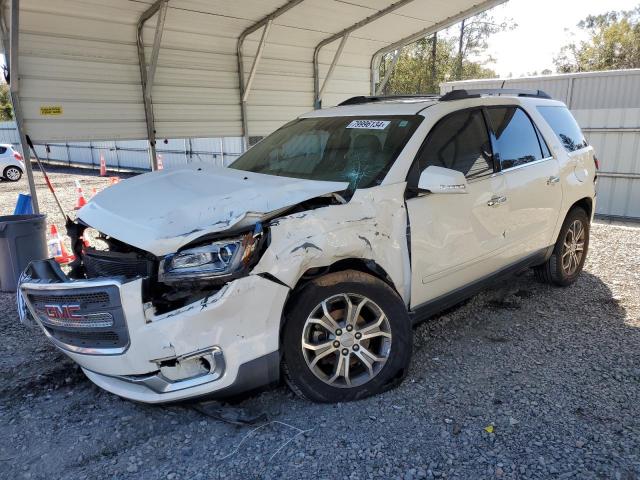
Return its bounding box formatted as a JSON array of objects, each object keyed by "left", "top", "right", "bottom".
[
  {"left": 1, "top": 0, "right": 39, "bottom": 212},
  {"left": 137, "top": 0, "right": 168, "bottom": 171},
  {"left": 375, "top": 49, "right": 400, "bottom": 95},
  {"left": 237, "top": 0, "right": 305, "bottom": 150},
  {"left": 369, "top": 0, "right": 507, "bottom": 94},
  {"left": 313, "top": 0, "right": 415, "bottom": 109},
  {"left": 316, "top": 33, "right": 349, "bottom": 109}
]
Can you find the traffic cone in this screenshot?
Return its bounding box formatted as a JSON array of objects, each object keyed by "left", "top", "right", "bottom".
[
  {"left": 99, "top": 154, "right": 107, "bottom": 177},
  {"left": 48, "top": 224, "right": 75, "bottom": 264},
  {"left": 91, "top": 187, "right": 98, "bottom": 198},
  {"left": 157, "top": 154, "right": 164, "bottom": 170},
  {"left": 74, "top": 179, "right": 87, "bottom": 210}
]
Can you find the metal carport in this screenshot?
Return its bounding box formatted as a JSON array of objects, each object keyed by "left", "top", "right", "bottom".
[{"left": 0, "top": 0, "right": 506, "bottom": 212}]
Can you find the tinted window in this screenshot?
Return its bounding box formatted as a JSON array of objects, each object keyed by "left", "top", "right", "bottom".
[
  {"left": 487, "top": 107, "right": 543, "bottom": 169},
  {"left": 538, "top": 106, "right": 588, "bottom": 152},
  {"left": 418, "top": 109, "right": 493, "bottom": 179},
  {"left": 0, "top": 147, "right": 6, "bottom": 154},
  {"left": 231, "top": 115, "right": 422, "bottom": 190}
]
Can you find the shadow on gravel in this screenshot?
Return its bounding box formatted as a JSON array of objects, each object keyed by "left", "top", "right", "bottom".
[{"left": 1, "top": 267, "right": 638, "bottom": 480}]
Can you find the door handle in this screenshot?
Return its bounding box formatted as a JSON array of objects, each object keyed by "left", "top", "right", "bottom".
[
  {"left": 547, "top": 175, "right": 560, "bottom": 185},
  {"left": 487, "top": 195, "right": 507, "bottom": 207}
]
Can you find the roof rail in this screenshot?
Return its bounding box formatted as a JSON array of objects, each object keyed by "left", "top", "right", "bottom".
[
  {"left": 439, "top": 88, "right": 552, "bottom": 101},
  {"left": 338, "top": 94, "right": 439, "bottom": 106}
]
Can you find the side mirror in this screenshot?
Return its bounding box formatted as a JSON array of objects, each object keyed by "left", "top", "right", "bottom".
[{"left": 418, "top": 166, "right": 468, "bottom": 194}]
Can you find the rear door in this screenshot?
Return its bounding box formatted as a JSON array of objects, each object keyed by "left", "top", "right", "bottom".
[{"left": 486, "top": 106, "right": 563, "bottom": 259}]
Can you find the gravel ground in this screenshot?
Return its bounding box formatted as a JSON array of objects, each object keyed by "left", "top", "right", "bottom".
[{"left": 1, "top": 167, "right": 639, "bottom": 480}]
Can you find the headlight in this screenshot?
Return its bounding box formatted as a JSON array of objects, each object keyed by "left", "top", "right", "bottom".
[{"left": 159, "top": 225, "right": 263, "bottom": 284}]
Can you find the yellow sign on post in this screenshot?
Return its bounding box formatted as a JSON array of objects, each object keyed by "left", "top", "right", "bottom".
[{"left": 40, "top": 105, "right": 63, "bottom": 116}]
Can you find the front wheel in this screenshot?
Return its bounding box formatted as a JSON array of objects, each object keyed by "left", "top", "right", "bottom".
[
  {"left": 534, "top": 207, "right": 590, "bottom": 286},
  {"left": 282, "top": 270, "right": 412, "bottom": 402},
  {"left": 3, "top": 166, "right": 22, "bottom": 182}
]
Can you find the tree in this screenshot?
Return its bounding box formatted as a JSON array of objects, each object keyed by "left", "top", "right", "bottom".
[
  {"left": 554, "top": 7, "right": 640, "bottom": 73},
  {"left": 0, "top": 83, "right": 13, "bottom": 121},
  {"left": 378, "top": 10, "right": 515, "bottom": 95}
]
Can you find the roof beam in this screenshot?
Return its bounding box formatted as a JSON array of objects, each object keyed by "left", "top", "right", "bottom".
[
  {"left": 369, "top": 0, "right": 508, "bottom": 94},
  {"left": 137, "top": 0, "right": 169, "bottom": 171},
  {"left": 313, "top": 0, "right": 416, "bottom": 109},
  {"left": 237, "top": 0, "right": 305, "bottom": 149}
]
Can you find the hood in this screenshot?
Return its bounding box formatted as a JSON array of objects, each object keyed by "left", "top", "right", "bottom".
[{"left": 78, "top": 164, "right": 348, "bottom": 256}]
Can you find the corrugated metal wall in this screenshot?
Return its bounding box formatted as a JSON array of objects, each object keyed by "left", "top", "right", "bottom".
[
  {"left": 442, "top": 69, "right": 640, "bottom": 220},
  {"left": 0, "top": 121, "right": 243, "bottom": 170},
  {"left": 11, "top": 0, "right": 504, "bottom": 142}
]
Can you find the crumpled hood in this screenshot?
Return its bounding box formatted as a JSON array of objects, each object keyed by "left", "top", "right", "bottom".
[{"left": 78, "top": 164, "right": 348, "bottom": 256}]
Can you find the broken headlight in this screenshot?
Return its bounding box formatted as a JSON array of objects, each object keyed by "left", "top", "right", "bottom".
[{"left": 159, "top": 225, "right": 263, "bottom": 284}]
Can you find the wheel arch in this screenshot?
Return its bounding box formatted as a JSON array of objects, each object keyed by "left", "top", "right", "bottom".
[
  {"left": 278, "top": 259, "right": 404, "bottom": 341},
  {"left": 569, "top": 196, "right": 593, "bottom": 219}
]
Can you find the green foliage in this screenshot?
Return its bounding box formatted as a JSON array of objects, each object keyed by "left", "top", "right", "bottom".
[
  {"left": 0, "top": 83, "right": 13, "bottom": 121},
  {"left": 554, "top": 7, "right": 640, "bottom": 73},
  {"left": 379, "top": 11, "right": 515, "bottom": 95}
]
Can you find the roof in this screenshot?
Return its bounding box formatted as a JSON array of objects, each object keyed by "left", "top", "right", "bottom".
[{"left": 3, "top": 0, "right": 507, "bottom": 143}]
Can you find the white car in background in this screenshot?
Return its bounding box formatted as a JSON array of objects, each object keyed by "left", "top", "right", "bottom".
[{"left": 0, "top": 143, "right": 25, "bottom": 181}]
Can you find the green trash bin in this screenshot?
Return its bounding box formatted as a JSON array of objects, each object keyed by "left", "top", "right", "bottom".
[{"left": 0, "top": 214, "right": 48, "bottom": 292}]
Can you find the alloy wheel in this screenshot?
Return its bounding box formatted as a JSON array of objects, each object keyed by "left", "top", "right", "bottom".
[
  {"left": 301, "top": 293, "right": 392, "bottom": 388},
  {"left": 561, "top": 219, "right": 585, "bottom": 276}
]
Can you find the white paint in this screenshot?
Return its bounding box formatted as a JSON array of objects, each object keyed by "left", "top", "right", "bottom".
[{"left": 77, "top": 164, "right": 348, "bottom": 256}]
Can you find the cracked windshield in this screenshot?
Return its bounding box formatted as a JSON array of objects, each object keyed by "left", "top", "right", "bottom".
[{"left": 230, "top": 115, "right": 422, "bottom": 190}]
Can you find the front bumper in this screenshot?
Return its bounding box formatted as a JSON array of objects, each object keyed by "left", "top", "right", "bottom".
[{"left": 19, "top": 261, "right": 289, "bottom": 403}]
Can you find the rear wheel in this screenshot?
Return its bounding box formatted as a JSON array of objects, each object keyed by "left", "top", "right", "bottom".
[
  {"left": 3, "top": 166, "right": 22, "bottom": 182},
  {"left": 282, "top": 270, "right": 412, "bottom": 402},
  {"left": 534, "top": 207, "right": 590, "bottom": 286}
]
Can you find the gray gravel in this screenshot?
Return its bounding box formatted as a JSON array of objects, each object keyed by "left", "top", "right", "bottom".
[{"left": 1, "top": 167, "right": 640, "bottom": 479}]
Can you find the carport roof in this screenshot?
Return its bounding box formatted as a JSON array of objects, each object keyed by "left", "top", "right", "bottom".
[{"left": 3, "top": 0, "right": 506, "bottom": 144}]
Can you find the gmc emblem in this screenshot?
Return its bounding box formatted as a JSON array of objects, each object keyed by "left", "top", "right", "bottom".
[{"left": 44, "top": 304, "right": 82, "bottom": 320}]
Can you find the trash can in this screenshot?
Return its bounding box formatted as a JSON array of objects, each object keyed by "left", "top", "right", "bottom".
[{"left": 0, "top": 214, "right": 48, "bottom": 292}]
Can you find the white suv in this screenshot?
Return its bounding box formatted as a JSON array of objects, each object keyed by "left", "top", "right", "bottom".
[{"left": 18, "top": 89, "right": 597, "bottom": 403}]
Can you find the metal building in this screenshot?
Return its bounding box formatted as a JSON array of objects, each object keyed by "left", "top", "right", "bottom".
[{"left": 442, "top": 69, "right": 640, "bottom": 220}]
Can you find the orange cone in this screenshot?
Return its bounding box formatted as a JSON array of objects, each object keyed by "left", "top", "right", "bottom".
[
  {"left": 48, "top": 224, "right": 75, "bottom": 264},
  {"left": 74, "top": 179, "right": 87, "bottom": 210},
  {"left": 91, "top": 187, "right": 98, "bottom": 198},
  {"left": 99, "top": 154, "right": 107, "bottom": 177}
]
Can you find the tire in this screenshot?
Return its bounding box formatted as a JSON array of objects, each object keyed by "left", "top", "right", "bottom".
[
  {"left": 533, "top": 207, "right": 590, "bottom": 287},
  {"left": 282, "top": 270, "right": 412, "bottom": 403},
  {"left": 3, "top": 166, "right": 22, "bottom": 182}
]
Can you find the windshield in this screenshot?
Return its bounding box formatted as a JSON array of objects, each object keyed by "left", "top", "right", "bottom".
[{"left": 230, "top": 115, "right": 422, "bottom": 189}]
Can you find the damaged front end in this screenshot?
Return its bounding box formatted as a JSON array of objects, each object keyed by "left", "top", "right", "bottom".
[
  {"left": 65, "top": 219, "right": 266, "bottom": 315},
  {"left": 17, "top": 218, "right": 289, "bottom": 403}
]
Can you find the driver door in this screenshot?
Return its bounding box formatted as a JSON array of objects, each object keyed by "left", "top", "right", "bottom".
[{"left": 407, "top": 108, "right": 510, "bottom": 308}]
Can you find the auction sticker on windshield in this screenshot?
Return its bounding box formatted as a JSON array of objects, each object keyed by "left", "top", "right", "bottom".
[{"left": 346, "top": 119, "right": 390, "bottom": 129}]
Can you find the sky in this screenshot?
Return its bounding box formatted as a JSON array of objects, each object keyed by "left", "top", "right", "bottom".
[{"left": 477, "top": 0, "right": 640, "bottom": 77}]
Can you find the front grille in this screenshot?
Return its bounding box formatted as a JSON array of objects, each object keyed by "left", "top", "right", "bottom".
[
  {"left": 39, "top": 312, "right": 114, "bottom": 328},
  {"left": 28, "top": 292, "right": 110, "bottom": 308},
  {"left": 25, "top": 284, "right": 129, "bottom": 353},
  {"left": 43, "top": 328, "right": 122, "bottom": 350},
  {"left": 83, "top": 249, "right": 152, "bottom": 279}
]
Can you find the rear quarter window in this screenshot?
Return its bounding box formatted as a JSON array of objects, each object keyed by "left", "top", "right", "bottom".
[
  {"left": 537, "top": 106, "right": 588, "bottom": 152},
  {"left": 0, "top": 147, "right": 6, "bottom": 154}
]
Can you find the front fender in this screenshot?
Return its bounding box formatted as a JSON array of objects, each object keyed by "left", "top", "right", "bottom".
[{"left": 252, "top": 183, "right": 411, "bottom": 305}]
